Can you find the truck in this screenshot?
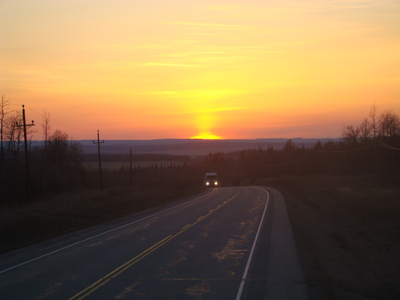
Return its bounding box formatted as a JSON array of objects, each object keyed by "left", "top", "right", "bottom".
[{"left": 204, "top": 173, "right": 218, "bottom": 187}]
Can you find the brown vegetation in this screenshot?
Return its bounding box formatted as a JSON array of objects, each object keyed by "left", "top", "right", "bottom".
[
  {"left": 0, "top": 185, "right": 202, "bottom": 254},
  {"left": 83, "top": 160, "right": 189, "bottom": 171},
  {"left": 1, "top": 99, "right": 399, "bottom": 298},
  {"left": 266, "top": 175, "right": 400, "bottom": 300}
]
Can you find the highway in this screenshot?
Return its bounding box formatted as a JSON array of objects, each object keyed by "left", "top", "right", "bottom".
[{"left": 0, "top": 186, "right": 309, "bottom": 299}]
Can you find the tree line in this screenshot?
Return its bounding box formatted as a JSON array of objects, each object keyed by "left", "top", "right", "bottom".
[
  {"left": 341, "top": 104, "right": 399, "bottom": 142},
  {"left": 0, "top": 96, "right": 84, "bottom": 202},
  {"left": 82, "top": 104, "right": 399, "bottom": 191},
  {"left": 1, "top": 96, "right": 399, "bottom": 204}
]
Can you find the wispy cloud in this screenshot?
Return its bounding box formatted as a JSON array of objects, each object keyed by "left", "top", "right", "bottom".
[
  {"left": 205, "top": 5, "right": 244, "bottom": 11},
  {"left": 140, "top": 62, "right": 198, "bottom": 67},
  {"left": 192, "top": 106, "right": 247, "bottom": 114},
  {"left": 157, "top": 52, "right": 224, "bottom": 58},
  {"left": 303, "top": 0, "right": 378, "bottom": 14},
  {"left": 172, "top": 22, "right": 249, "bottom": 30},
  {"left": 144, "top": 91, "right": 179, "bottom": 95},
  {"left": 143, "top": 89, "right": 248, "bottom": 101}
]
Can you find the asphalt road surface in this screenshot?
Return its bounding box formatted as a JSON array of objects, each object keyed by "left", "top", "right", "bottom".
[{"left": 0, "top": 186, "right": 309, "bottom": 299}]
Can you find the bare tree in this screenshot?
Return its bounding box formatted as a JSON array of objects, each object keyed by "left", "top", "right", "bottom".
[
  {"left": 341, "top": 124, "right": 360, "bottom": 144},
  {"left": 42, "top": 111, "right": 51, "bottom": 150},
  {"left": 379, "top": 111, "right": 400, "bottom": 137},
  {"left": 369, "top": 104, "right": 378, "bottom": 138},
  {"left": 47, "top": 129, "right": 82, "bottom": 169},
  {"left": 358, "top": 118, "right": 372, "bottom": 141},
  {"left": 5, "top": 113, "right": 24, "bottom": 159},
  {"left": 48, "top": 129, "right": 69, "bottom": 167},
  {"left": 1, "top": 94, "right": 11, "bottom": 164}
]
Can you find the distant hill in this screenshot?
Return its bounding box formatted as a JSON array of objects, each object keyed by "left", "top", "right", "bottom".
[{"left": 74, "top": 138, "right": 339, "bottom": 156}]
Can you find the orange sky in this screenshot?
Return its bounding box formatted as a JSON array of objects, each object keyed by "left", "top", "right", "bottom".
[{"left": 1, "top": 0, "right": 399, "bottom": 140}]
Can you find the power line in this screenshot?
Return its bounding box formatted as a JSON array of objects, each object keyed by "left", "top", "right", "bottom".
[
  {"left": 380, "top": 141, "right": 400, "bottom": 151},
  {"left": 317, "top": 142, "right": 376, "bottom": 154},
  {"left": 25, "top": 106, "right": 93, "bottom": 132}
]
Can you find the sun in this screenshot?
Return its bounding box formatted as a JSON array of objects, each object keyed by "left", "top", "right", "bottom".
[
  {"left": 191, "top": 132, "right": 222, "bottom": 140},
  {"left": 190, "top": 113, "right": 223, "bottom": 140}
]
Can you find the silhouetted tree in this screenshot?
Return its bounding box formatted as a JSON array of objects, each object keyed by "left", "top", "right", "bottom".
[
  {"left": 341, "top": 124, "right": 360, "bottom": 144},
  {"left": 1, "top": 94, "right": 11, "bottom": 164},
  {"left": 359, "top": 118, "right": 372, "bottom": 142},
  {"left": 46, "top": 130, "right": 82, "bottom": 169},
  {"left": 314, "top": 140, "right": 323, "bottom": 150},
  {"left": 284, "top": 139, "right": 295, "bottom": 151},
  {"left": 5, "top": 113, "right": 23, "bottom": 159},
  {"left": 42, "top": 111, "right": 51, "bottom": 150},
  {"left": 369, "top": 104, "right": 378, "bottom": 138},
  {"left": 379, "top": 111, "right": 400, "bottom": 137}
]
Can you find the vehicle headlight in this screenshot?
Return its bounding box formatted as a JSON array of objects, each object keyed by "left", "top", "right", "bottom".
[
  {"left": 206, "top": 182, "right": 209, "bottom": 185},
  {"left": 215, "top": 182, "right": 218, "bottom": 185}
]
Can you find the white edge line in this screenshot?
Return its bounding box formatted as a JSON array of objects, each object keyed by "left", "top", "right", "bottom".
[
  {"left": 0, "top": 189, "right": 216, "bottom": 274},
  {"left": 235, "top": 187, "right": 270, "bottom": 300}
]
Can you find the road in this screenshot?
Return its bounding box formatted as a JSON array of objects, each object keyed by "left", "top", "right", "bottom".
[{"left": 0, "top": 186, "right": 309, "bottom": 299}]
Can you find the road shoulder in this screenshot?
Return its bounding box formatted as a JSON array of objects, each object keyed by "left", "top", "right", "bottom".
[{"left": 263, "top": 187, "right": 310, "bottom": 299}]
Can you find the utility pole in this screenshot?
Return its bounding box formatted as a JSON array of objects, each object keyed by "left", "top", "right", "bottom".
[
  {"left": 93, "top": 130, "right": 104, "bottom": 189},
  {"left": 16, "top": 105, "right": 35, "bottom": 203},
  {"left": 130, "top": 148, "right": 133, "bottom": 186},
  {"left": 379, "top": 140, "right": 382, "bottom": 179}
]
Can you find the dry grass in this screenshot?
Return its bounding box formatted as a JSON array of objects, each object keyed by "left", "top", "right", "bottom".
[
  {"left": 83, "top": 161, "right": 187, "bottom": 171},
  {"left": 0, "top": 186, "right": 202, "bottom": 254},
  {"left": 262, "top": 175, "right": 400, "bottom": 300},
  {"left": 2, "top": 174, "right": 399, "bottom": 300}
]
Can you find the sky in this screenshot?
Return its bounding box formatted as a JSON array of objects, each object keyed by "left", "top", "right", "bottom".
[{"left": 1, "top": 0, "right": 399, "bottom": 140}]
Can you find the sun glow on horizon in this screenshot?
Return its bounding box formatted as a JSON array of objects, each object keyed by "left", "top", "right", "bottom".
[
  {"left": 0, "top": 0, "right": 399, "bottom": 140},
  {"left": 191, "top": 132, "right": 222, "bottom": 140}
]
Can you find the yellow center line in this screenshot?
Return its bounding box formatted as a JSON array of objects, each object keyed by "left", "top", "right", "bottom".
[
  {"left": 68, "top": 234, "right": 172, "bottom": 300},
  {"left": 181, "top": 224, "right": 192, "bottom": 230},
  {"left": 69, "top": 188, "right": 240, "bottom": 300}
]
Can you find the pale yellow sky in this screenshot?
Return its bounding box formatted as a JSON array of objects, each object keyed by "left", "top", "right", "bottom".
[{"left": 1, "top": 0, "right": 399, "bottom": 139}]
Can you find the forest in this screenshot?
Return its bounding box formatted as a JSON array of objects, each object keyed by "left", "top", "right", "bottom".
[{"left": 1, "top": 98, "right": 399, "bottom": 205}]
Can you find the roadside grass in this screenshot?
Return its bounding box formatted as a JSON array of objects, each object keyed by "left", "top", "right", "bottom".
[
  {"left": 2, "top": 174, "right": 399, "bottom": 300},
  {"left": 261, "top": 175, "right": 400, "bottom": 300},
  {"left": 0, "top": 186, "right": 202, "bottom": 254}
]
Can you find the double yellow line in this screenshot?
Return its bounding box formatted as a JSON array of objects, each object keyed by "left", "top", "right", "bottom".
[{"left": 69, "top": 189, "right": 240, "bottom": 300}]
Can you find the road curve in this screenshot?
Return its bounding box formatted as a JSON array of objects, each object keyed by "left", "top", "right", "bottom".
[{"left": 0, "top": 186, "right": 309, "bottom": 300}]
